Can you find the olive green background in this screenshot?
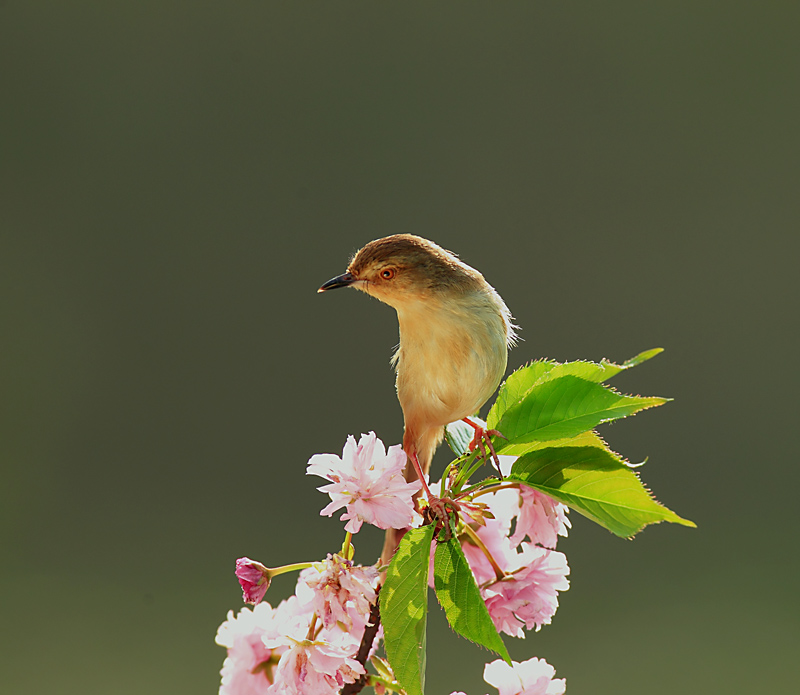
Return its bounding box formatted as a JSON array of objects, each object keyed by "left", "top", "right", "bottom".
[{"left": 1, "top": 2, "right": 797, "bottom": 693}]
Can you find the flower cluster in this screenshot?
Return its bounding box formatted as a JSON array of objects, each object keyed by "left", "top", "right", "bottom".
[
  {"left": 296, "top": 556, "right": 379, "bottom": 634},
  {"left": 461, "top": 486, "right": 570, "bottom": 636},
  {"left": 219, "top": 556, "right": 380, "bottom": 695},
  {"left": 217, "top": 433, "right": 571, "bottom": 693},
  {"left": 431, "top": 455, "right": 571, "bottom": 638},
  {"left": 218, "top": 433, "right": 414, "bottom": 695}
]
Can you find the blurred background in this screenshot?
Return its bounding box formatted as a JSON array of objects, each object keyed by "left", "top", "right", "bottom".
[{"left": 1, "top": 2, "right": 798, "bottom": 693}]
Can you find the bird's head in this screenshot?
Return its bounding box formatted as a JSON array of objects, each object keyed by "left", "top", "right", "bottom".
[{"left": 318, "top": 234, "right": 483, "bottom": 310}]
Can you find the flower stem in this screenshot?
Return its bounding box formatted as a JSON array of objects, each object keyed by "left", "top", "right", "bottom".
[
  {"left": 268, "top": 561, "right": 314, "bottom": 577},
  {"left": 341, "top": 531, "right": 353, "bottom": 559},
  {"left": 468, "top": 482, "right": 520, "bottom": 499},
  {"left": 305, "top": 613, "right": 319, "bottom": 641},
  {"left": 367, "top": 675, "right": 401, "bottom": 693},
  {"left": 462, "top": 524, "right": 506, "bottom": 582}
]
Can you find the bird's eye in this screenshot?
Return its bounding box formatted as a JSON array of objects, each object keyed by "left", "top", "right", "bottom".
[{"left": 380, "top": 268, "right": 396, "bottom": 280}]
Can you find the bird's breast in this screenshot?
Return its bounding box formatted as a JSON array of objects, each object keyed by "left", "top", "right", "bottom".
[{"left": 393, "top": 294, "right": 508, "bottom": 428}]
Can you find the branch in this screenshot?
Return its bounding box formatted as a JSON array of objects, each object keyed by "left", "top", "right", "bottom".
[{"left": 341, "top": 585, "right": 382, "bottom": 695}]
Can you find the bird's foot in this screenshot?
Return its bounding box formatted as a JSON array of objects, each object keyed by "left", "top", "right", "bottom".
[
  {"left": 423, "top": 495, "right": 461, "bottom": 540},
  {"left": 462, "top": 417, "right": 506, "bottom": 478}
]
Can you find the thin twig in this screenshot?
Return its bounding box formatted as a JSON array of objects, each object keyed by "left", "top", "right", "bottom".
[{"left": 340, "top": 585, "right": 382, "bottom": 695}]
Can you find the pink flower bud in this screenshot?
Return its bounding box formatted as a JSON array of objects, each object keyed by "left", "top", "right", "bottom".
[{"left": 235, "top": 557, "right": 271, "bottom": 605}]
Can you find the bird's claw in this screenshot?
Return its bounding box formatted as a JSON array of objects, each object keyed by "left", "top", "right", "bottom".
[
  {"left": 463, "top": 419, "right": 506, "bottom": 479},
  {"left": 423, "top": 496, "right": 461, "bottom": 540}
]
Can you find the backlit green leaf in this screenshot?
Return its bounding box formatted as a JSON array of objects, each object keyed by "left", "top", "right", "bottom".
[
  {"left": 620, "top": 347, "right": 664, "bottom": 369},
  {"left": 487, "top": 349, "right": 664, "bottom": 428},
  {"left": 381, "top": 526, "right": 435, "bottom": 695},
  {"left": 507, "top": 446, "right": 695, "bottom": 537},
  {"left": 498, "top": 430, "right": 610, "bottom": 458},
  {"left": 494, "top": 375, "right": 668, "bottom": 448},
  {"left": 434, "top": 538, "right": 510, "bottom": 663},
  {"left": 487, "top": 359, "right": 557, "bottom": 428}
]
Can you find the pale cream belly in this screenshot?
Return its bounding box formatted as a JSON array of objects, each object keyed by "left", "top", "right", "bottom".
[{"left": 395, "top": 319, "right": 507, "bottom": 429}]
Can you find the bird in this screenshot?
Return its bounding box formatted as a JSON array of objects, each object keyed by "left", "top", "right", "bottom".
[{"left": 318, "top": 234, "right": 517, "bottom": 498}]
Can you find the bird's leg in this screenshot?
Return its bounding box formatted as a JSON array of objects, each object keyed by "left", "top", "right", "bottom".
[
  {"left": 407, "top": 448, "right": 460, "bottom": 539},
  {"left": 462, "top": 417, "right": 506, "bottom": 477},
  {"left": 407, "top": 448, "right": 434, "bottom": 500}
]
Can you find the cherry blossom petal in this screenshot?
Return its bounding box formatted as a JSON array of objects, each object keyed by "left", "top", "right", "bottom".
[
  {"left": 484, "top": 657, "right": 566, "bottom": 695},
  {"left": 509, "top": 488, "right": 570, "bottom": 550}
]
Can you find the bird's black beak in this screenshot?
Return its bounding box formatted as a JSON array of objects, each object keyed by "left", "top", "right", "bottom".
[{"left": 317, "top": 272, "right": 356, "bottom": 293}]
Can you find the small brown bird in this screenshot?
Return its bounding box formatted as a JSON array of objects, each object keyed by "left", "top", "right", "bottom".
[{"left": 318, "top": 234, "right": 517, "bottom": 494}]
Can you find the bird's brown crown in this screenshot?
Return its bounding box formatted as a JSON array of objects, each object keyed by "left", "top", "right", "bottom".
[{"left": 347, "top": 234, "right": 485, "bottom": 296}]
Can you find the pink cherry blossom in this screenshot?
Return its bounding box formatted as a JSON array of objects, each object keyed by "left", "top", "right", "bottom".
[
  {"left": 216, "top": 603, "right": 281, "bottom": 695},
  {"left": 461, "top": 511, "right": 569, "bottom": 637},
  {"left": 307, "top": 432, "right": 422, "bottom": 533},
  {"left": 235, "top": 557, "right": 271, "bottom": 605},
  {"left": 494, "top": 456, "right": 570, "bottom": 550},
  {"left": 267, "top": 594, "right": 317, "bottom": 647},
  {"left": 509, "top": 487, "right": 570, "bottom": 550},
  {"left": 483, "top": 656, "right": 566, "bottom": 695},
  {"left": 478, "top": 488, "right": 520, "bottom": 535},
  {"left": 265, "top": 638, "right": 364, "bottom": 695},
  {"left": 247, "top": 590, "right": 364, "bottom": 695},
  {"left": 461, "top": 515, "right": 520, "bottom": 585},
  {"left": 480, "top": 546, "right": 570, "bottom": 637},
  {"left": 295, "top": 555, "right": 379, "bottom": 633},
  {"left": 217, "top": 590, "right": 348, "bottom": 695}
]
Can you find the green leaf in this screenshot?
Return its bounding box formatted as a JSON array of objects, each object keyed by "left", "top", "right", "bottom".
[
  {"left": 494, "top": 375, "right": 668, "bottom": 449},
  {"left": 487, "top": 359, "right": 557, "bottom": 428},
  {"left": 487, "top": 349, "right": 664, "bottom": 428},
  {"left": 507, "top": 446, "right": 696, "bottom": 537},
  {"left": 434, "top": 538, "right": 511, "bottom": 663},
  {"left": 381, "top": 526, "right": 435, "bottom": 695},
  {"left": 577, "top": 348, "right": 665, "bottom": 384},
  {"left": 528, "top": 359, "right": 623, "bottom": 386},
  {"left": 498, "top": 430, "right": 610, "bottom": 458},
  {"left": 620, "top": 347, "right": 664, "bottom": 369},
  {"left": 444, "top": 420, "right": 475, "bottom": 457}
]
